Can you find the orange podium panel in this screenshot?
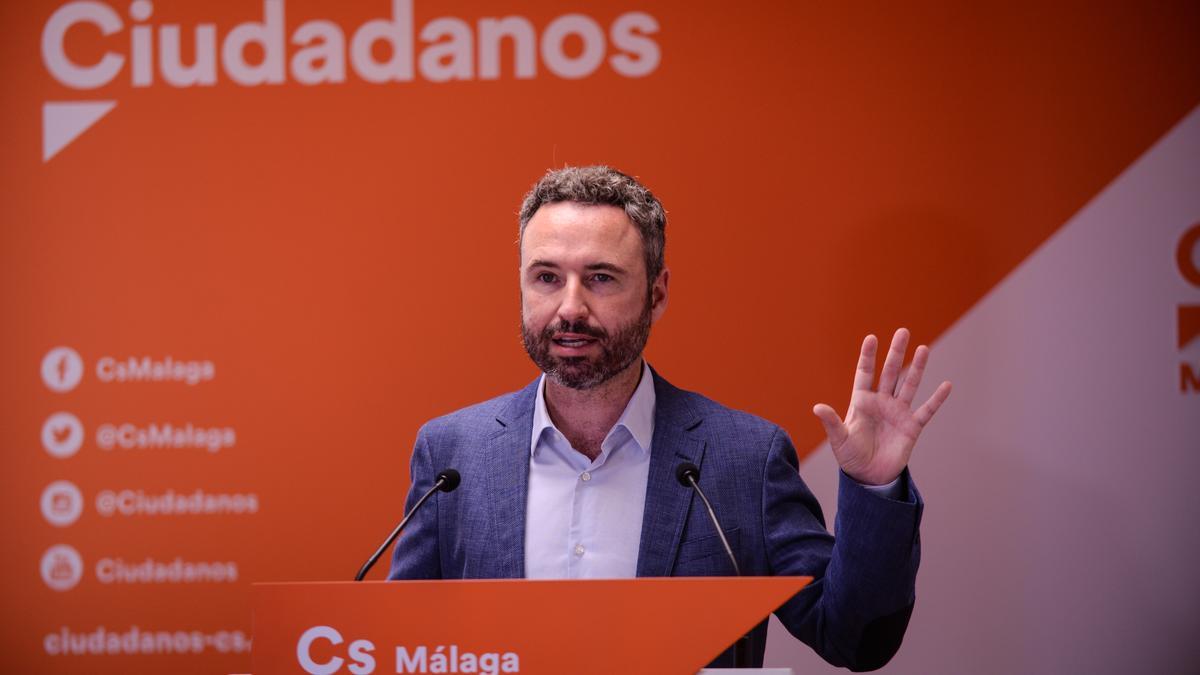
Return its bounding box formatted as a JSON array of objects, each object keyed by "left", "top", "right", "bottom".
[{"left": 252, "top": 577, "right": 811, "bottom": 675}]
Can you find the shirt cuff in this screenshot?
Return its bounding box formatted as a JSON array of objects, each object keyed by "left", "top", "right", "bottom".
[{"left": 854, "top": 474, "right": 903, "bottom": 500}]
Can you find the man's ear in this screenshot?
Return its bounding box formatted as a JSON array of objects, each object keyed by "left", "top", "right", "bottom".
[{"left": 650, "top": 267, "right": 669, "bottom": 322}]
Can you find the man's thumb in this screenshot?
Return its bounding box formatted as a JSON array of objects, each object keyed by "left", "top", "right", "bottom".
[{"left": 812, "top": 403, "right": 847, "bottom": 448}]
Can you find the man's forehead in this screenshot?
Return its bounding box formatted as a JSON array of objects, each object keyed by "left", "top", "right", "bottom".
[{"left": 520, "top": 202, "right": 642, "bottom": 263}]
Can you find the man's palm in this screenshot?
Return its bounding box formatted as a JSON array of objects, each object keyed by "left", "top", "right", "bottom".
[{"left": 813, "top": 329, "right": 951, "bottom": 486}]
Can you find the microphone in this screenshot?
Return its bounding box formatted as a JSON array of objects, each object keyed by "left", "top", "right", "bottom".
[
  {"left": 675, "top": 462, "right": 740, "bottom": 575},
  {"left": 676, "top": 462, "right": 750, "bottom": 667},
  {"left": 354, "top": 468, "right": 461, "bottom": 581}
]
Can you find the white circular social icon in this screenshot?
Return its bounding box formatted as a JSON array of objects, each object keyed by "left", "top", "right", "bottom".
[
  {"left": 40, "top": 544, "right": 83, "bottom": 592},
  {"left": 40, "top": 481, "right": 83, "bottom": 527},
  {"left": 41, "top": 412, "right": 84, "bottom": 459},
  {"left": 41, "top": 346, "right": 84, "bottom": 393}
]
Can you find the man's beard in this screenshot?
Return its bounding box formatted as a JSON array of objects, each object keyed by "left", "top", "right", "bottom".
[{"left": 521, "top": 301, "right": 652, "bottom": 390}]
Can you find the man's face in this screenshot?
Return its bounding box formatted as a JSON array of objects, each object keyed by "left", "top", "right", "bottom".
[{"left": 520, "top": 202, "right": 668, "bottom": 390}]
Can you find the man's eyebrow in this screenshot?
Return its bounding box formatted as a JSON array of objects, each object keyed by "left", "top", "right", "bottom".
[
  {"left": 526, "top": 259, "right": 560, "bottom": 269},
  {"left": 585, "top": 262, "right": 627, "bottom": 274}
]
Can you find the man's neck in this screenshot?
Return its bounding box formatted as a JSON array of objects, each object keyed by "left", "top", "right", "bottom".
[{"left": 544, "top": 358, "right": 644, "bottom": 461}]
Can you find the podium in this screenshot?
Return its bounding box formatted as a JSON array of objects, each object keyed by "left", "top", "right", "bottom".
[{"left": 252, "top": 577, "right": 810, "bottom": 674}]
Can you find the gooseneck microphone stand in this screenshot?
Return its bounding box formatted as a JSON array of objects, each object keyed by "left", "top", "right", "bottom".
[
  {"left": 676, "top": 462, "right": 751, "bottom": 668},
  {"left": 354, "top": 469, "right": 461, "bottom": 581}
]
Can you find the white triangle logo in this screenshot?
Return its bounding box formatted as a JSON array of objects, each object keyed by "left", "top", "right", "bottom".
[{"left": 42, "top": 101, "right": 117, "bottom": 162}]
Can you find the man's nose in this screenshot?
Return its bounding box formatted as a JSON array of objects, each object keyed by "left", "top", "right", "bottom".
[{"left": 557, "top": 278, "right": 589, "bottom": 324}]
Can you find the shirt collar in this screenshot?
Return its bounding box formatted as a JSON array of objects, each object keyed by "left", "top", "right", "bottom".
[{"left": 530, "top": 360, "right": 656, "bottom": 457}]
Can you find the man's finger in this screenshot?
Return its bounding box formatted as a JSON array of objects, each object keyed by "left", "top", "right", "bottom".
[
  {"left": 913, "top": 381, "right": 952, "bottom": 427},
  {"left": 876, "top": 327, "right": 909, "bottom": 396},
  {"left": 896, "top": 345, "right": 929, "bottom": 405},
  {"left": 852, "top": 334, "right": 878, "bottom": 392},
  {"left": 812, "top": 403, "right": 848, "bottom": 448}
]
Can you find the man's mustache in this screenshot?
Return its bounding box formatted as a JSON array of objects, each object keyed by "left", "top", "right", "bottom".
[{"left": 546, "top": 319, "right": 607, "bottom": 340}]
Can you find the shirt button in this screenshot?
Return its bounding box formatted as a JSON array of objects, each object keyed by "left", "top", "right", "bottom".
[
  {"left": 574, "top": 544, "right": 585, "bottom": 557},
  {"left": 580, "top": 471, "right": 592, "bottom": 482}
]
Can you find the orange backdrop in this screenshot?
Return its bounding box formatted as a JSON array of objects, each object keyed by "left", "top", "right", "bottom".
[{"left": 2, "top": 1, "right": 1197, "bottom": 672}]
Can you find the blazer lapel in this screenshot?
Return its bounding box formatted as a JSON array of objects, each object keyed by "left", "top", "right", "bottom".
[
  {"left": 476, "top": 379, "right": 538, "bottom": 579},
  {"left": 636, "top": 371, "right": 706, "bottom": 577}
]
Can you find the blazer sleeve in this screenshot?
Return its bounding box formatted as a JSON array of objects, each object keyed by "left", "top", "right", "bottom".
[
  {"left": 386, "top": 425, "right": 444, "bottom": 580},
  {"left": 766, "top": 427, "right": 923, "bottom": 671}
]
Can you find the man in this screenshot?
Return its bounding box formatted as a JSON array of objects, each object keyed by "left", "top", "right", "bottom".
[{"left": 388, "top": 166, "right": 951, "bottom": 670}]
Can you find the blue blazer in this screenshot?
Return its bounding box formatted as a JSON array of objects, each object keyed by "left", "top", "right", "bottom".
[{"left": 389, "top": 370, "right": 922, "bottom": 670}]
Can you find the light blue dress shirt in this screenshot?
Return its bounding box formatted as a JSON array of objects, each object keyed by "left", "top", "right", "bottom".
[{"left": 525, "top": 361, "right": 656, "bottom": 579}]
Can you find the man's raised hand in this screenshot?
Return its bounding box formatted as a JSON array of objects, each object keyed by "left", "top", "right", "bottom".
[{"left": 812, "top": 328, "right": 952, "bottom": 486}]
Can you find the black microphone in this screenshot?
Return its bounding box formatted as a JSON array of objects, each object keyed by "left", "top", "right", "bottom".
[
  {"left": 676, "top": 462, "right": 750, "bottom": 667},
  {"left": 354, "top": 468, "right": 461, "bottom": 581},
  {"left": 675, "top": 462, "right": 740, "bottom": 575}
]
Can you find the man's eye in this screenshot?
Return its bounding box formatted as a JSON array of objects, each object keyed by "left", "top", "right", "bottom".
[
  {"left": 536, "top": 272, "right": 557, "bottom": 283},
  {"left": 591, "top": 273, "right": 613, "bottom": 283}
]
